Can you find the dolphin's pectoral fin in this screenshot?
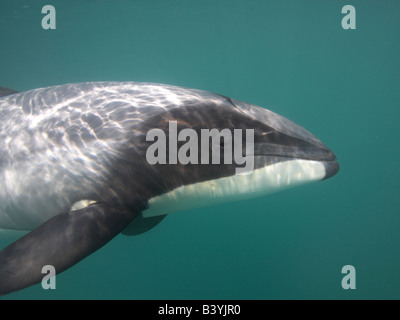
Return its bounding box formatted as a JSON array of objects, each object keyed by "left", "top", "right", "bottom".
[
  {"left": 0, "top": 202, "right": 139, "bottom": 296},
  {"left": 122, "top": 214, "right": 167, "bottom": 236},
  {"left": 0, "top": 87, "right": 18, "bottom": 98}
]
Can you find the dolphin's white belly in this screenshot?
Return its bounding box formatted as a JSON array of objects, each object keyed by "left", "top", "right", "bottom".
[{"left": 143, "top": 159, "right": 326, "bottom": 217}]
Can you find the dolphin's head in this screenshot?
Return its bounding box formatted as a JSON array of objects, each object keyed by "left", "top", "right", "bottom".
[
  {"left": 137, "top": 87, "right": 339, "bottom": 217},
  {"left": 226, "top": 96, "right": 339, "bottom": 180}
]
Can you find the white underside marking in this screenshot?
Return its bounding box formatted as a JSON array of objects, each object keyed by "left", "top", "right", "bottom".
[{"left": 142, "top": 159, "right": 325, "bottom": 218}]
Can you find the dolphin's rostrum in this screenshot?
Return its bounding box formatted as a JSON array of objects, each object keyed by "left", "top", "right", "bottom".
[{"left": 0, "top": 82, "right": 339, "bottom": 295}]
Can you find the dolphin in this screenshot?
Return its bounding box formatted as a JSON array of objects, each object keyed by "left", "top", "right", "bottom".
[{"left": 0, "top": 82, "right": 339, "bottom": 295}]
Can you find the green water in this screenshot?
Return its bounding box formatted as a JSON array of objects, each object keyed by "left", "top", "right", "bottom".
[{"left": 0, "top": 0, "right": 399, "bottom": 299}]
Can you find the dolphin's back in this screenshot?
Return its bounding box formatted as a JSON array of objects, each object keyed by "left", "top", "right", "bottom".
[{"left": 0, "top": 82, "right": 225, "bottom": 160}]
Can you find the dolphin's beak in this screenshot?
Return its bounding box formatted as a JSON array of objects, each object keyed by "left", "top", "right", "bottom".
[{"left": 251, "top": 137, "right": 340, "bottom": 181}]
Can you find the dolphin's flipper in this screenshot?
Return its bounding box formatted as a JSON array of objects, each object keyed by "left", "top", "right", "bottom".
[
  {"left": 0, "top": 202, "right": 140, "bottom": 296},
  {"left": 0, "top": 87, "right": 18, "bottom": 98},
  {"left": 122, "top": 214, "right": 167, "bottom": 236}
]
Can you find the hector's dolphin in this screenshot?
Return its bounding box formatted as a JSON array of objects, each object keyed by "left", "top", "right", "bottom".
[{"left": 0, "top": 82, "right": 339, "bottom": 295}]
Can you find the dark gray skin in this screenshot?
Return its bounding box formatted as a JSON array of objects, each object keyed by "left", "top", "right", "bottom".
[{"left": 0, "top": 82, "right": 339, "bottom": 295}]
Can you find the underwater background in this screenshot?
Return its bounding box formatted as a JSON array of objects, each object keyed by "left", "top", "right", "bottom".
[{"left": 0, "top": 0, "right": 399, "bottom": 300}]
